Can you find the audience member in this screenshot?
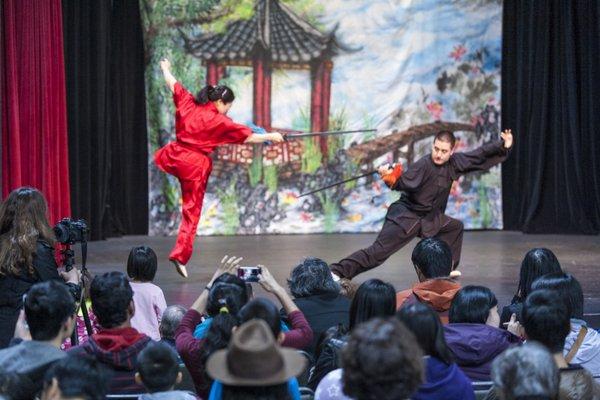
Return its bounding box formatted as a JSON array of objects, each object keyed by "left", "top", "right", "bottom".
[
  {"left": 487, "top": 342, "right": 559, "bottom": 400},
  {"left": 136, "top": 341, "right": 196, "bottom": 399},
  {"left": 531, "top": 272, "right": 600, "bottom": 376},
  {"left": 0, "top": 187, "right": 81, "bottom": 348},
  {"left": 160, "top": 304, "right": 187, "bottom": 358},
  {"left": 61, "top": 269, "right": 101, "bottom": 350},
  {"left": 0, "top": 281, "right": 76, "bottom": 399},
  {"left": 397, "top": 302, "right": 474, "bottom": 400},
  {"left": 500, "top": 248, "right": 562, "bottom": 325},
  {"left": 396, "top": 238, "right": 460, "bottom": 323},
  {"left": 69, "top": 271, "right": 152, "bottom": 394},
  {"left": 128, "top": 246, "right": 167, "bottom": 340},
  {"left": 308, "top": 279, "right": 396, "bottom": 389},
  {"left": 444, "top": 285, "right": 520, "bottom": 381},
  {"left": 206, "top": 319, "right": 306, "bottom": 400},
  {"left": 176, "top": 256, "right": 248, "bottom": 398},
  {"left": 286, "top": 257, "right": 350, "bottom": 355},
  {"left": 40, "top": 355, "right": 109, "bottom": 400},
  {"left": 520, "top": 289, "right": 600, "bottom": 399},
  {"left": 315, "top": 318, "right": 423, "bottom": 400}
]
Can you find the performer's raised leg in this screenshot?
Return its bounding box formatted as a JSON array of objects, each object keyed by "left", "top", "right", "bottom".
[
  {"left": 169, "top": 179, "right": 206, "bottom": 277},
  {"left": 330, "top": 219, "right": 420, "bottom": 280},
  {"left": 435, "top": 216, "right": 464, "bottom": 270}
]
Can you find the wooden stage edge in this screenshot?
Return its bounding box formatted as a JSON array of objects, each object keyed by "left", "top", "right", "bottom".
[{"left": 84, "top": 230, "right": 600, "bottom": 322}]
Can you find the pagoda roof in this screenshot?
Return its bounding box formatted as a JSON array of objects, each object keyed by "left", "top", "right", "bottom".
[{"left": 182, "top": 0, "right": 350, "bottom": 64}]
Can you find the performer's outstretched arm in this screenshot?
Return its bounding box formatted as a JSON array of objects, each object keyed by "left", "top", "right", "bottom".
[
  {"left": 451, "top": 129, "right": 514, "bottom": 175},
  {"left": 159, "top": 58, "right": 177, "bottom": 93}
]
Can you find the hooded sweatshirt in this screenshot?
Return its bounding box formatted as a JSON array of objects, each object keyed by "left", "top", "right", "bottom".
[
  {"left": 444, "top": 323, "right": 521, "bottom": 381},
  {"left": 564, "top": 319, "right": 600, "bottom": 377},
  {"left": 396, "top": 279, "right": 461, "bottom": 323},
  {"left": 139, "top": 390, "right": 197, "bottom": 400},
  {"left": 412, "top": 356, "right": 475, "bottom": 400},
  {"left": 68, "top": 327, "right": 151, "bottom": 394}
]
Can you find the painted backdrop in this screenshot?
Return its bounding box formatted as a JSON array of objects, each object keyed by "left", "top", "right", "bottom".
[{"left": 142, "top": 0, "right": 502, "bottom": 236}]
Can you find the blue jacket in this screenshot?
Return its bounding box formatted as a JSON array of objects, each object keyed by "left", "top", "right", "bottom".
[{"left": 411, "top": 356, "right": 475, "bottom": 400}]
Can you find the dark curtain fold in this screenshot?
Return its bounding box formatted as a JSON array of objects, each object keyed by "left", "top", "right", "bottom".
[
  {"left": 62, "top": 0, "right": 148, "bottom": 240},
  {"left": 502, "top": 0, "right": 600, "bottom": 234},
  {"left": 1, "top": 0, "right": 71, "bottom": 223}
]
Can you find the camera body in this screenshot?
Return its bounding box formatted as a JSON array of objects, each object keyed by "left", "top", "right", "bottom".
[
  {"left": 237, "top": 266, "right": 262, "bottom": 282},
  {"left": 54, "top": 218, "right": 89, "bottom": 245}
]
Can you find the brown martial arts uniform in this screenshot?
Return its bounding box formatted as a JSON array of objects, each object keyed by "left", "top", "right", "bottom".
[{"left": 331, "top": 140, "right": 511, "bottom": 279}]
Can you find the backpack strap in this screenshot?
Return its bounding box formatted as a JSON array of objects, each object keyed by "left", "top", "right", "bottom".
[{"left": 565, "top": 326, "right": 588, "bottom": 363}]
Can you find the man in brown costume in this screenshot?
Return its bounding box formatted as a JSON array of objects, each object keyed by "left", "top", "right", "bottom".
[{"left": 330, "top": 129, "right": 513, "bottom": 280}]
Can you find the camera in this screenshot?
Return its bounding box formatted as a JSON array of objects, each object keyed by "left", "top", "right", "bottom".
[
  {"left": 54, "top": 218, "right": 89, "bottom": 244},
  {"left": 237, "top": 266, "right": 262, "bottom": 282}
]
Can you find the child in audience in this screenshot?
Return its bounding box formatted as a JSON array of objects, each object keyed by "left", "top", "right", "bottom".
[
  {"left": 128, "top": 246, "right": 167, "bottom": 340},
  {"left": 136, "top": 341, "right": 196, "bottom": 399}
]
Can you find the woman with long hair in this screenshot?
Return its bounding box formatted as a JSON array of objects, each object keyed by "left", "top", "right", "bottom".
[
  {"left": 156, "top": 59, "right": 284, "bottom": 278},
  {"left": 0, "top": 187, "right": 80, "bottom": 348}
]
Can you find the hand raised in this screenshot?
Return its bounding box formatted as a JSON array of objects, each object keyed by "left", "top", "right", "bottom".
[
  {"left": 159, "top": 58, "right": 171, "bottom": 71},
  {"left": 500, "top": 129, "right": 513, "bottom": 149}
]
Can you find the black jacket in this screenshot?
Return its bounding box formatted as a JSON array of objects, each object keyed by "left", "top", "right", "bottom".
[{"left": 0, "top": 240, "right": 75, "bottom": 348}]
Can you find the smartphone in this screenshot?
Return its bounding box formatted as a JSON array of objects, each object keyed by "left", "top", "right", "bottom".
[{"left": 237, "top": 266, "right": 262, "bottom": 282}]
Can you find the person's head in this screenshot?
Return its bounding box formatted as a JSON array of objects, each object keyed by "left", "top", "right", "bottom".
[
  {"left": 41, "top": 355, "right": 109, "bottom": 400},
  {"left": 159, "top": 305, "right": 187, "bottom": 340},
  {"left": 239, "top": 298, "right": 283, "bottom": 343},
  {"left": 196, "top": 84, "right": 235, "bottom": 114},
  {"left": 531, "top": 272, "right": 583, "bottom": 319},
  {"left": 24, "top": 281, "right": 76, "bottom": 342},
  {"left": 126, "top": 245, "right": 158, "bottom": 282},
  {"left": 521, "top": 289, "right": 570, "bottom": 353},
  {"left": 287, "top": 257, "right": 340, "bottom": 298},
  {"left": 90, "top": 272, "right": 134, "bottom": 329},
  {"left": 341, "top": 318, "right": 423, "bottom": 400},
  {"left": 431, "top": 131, "right": 456, "bottom": 165},
  {"left": 449, "top": 285, "right": 499, "bottom": 327},
  {"left": 135, "top": 342, "right": 182, "bottom": 393},
  {"left": 198, "top": 282, "right": 248, "bottom": 393},
  {"left": 207, "top": 319, "right": 306, "bottom": 400},
  {"left": 516, "top": 248, "right": 562, "bottom": 300},
  {"left": 491, "top": 342, "right": 559, "bottom": 400},
  {"left": 349, "top": 279, "right": 396, "bottom": 330},
  {"left": 213, "top": 272, "right": 252, "bottom": 301},
  {"left": 397, "top": 302, "right": 453, "bottom": 365},
  {"left": 411, "top": 238, "right": 453, "bottom": 280},
  {"left": 0, "top": 187, "right": 55, "bottom": 277}
]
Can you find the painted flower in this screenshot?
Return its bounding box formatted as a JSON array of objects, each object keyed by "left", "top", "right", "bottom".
[
  {"left": 282, "top": 191, "right": 298, "bottom": 205},
  {"left": 300, "top": 212, "right": 313, "bottom": 222},
  {"left": 426, "top": 101, "right": 443, "bottom": 121},
  {"left": 449, "top": 44, "right": 467, "bottom": 61},
  {"left": 347, "top": 214, "right": 363, "bottom": 223}
]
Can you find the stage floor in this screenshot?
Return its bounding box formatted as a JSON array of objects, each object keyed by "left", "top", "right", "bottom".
[{"left": 84, "top": 231, "right": 600, "bottom": 322}]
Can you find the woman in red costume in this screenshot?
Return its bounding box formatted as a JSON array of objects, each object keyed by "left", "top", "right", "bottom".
[{"left": 155, "top": 59, "right": 284, "bottom": 278}]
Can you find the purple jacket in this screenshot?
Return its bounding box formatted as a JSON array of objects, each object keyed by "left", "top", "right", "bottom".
[
  {"left": 412, "top": 356, "right": 475, "bottom": 400},
  {"left": 444, "top": 323, "right": 521, "bottom": 381}
]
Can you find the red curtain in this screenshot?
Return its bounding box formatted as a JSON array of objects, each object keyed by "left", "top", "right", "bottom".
[{"left": 1, "top": 0, "right": 71, "bottom": 223}]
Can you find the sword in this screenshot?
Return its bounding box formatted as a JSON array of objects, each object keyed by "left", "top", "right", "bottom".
[
  {"left": 297, "top": 169, "right": 378, "bottom": 198},
  {"left": 284, "top": 128, "right": 377, "bottom": 140}
]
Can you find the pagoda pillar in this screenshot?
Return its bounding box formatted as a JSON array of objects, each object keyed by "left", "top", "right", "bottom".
[{"left": 252, "top": 56, "right": 272, "bottom": 130}]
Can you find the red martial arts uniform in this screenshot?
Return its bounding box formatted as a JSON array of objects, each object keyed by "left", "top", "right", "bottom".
[{"left": 154, "top": 82, "right": 251, "bottom": 265}]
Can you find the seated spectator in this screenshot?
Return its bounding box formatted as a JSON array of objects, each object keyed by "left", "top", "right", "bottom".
[
  {"left": 444, "top": 285, "right": 520, "bottom": 381},
  {"left": 69, "top": 271, "right": 152, "bottom": 394},
  {"left": 128, "top": 246, "right": 167, "bottom": 340},
  {"left": 315, "top": 318, "right": 423, "bottom": 400},
  {"left": 136, "top": 341, "right": 196, "bottom": 399},
  {"left": 397, "top": 302, "right": 475, "bottom": 400},
  {"left": 487, "top": 342, "right": 559, "bottom": 400},
  {"left": 160, "top": 304, "right": 187, "bottom": 359},
  {"left": 206, "top": 319, "right": 307, "bottom": 400},
  {"left": 286, "top": 257, "right": 350, "bottom": 356},
  {"left": 308, "top": 279, "right": 396, "bottom": 389},
  {"left": 531, "top": 272, "right": 600, "bottom": 376},
  {"left": 520, "top": 289, "right": 600, "bottom": 399},
  {"left": 500, "top": 248, "right": 562, "bottom": 326},
  {"left": 0, "top": 281, "right": 76, "bottom": 400},
  {"left": 396, "top": 238, "right": 460, "bottom": 323},
  {"left": 40, "top": 355, "right": 109, "bottom": 400},
  {"left": 62, "top": 270, "right": 101, "bottom": 350},
  {"left": 0, "top": 187, "right": 81, "bottom": 349},
  {"left": 176, "top": 257, "right": 249, "bottom": 398}
]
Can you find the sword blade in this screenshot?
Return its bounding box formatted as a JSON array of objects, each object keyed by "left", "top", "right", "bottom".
[
  {"left": 297, "top": 170, "right": 378, "bottom": 198},
  {"left": 285, "top": 128, "right": 377, "bottom": 140}
]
